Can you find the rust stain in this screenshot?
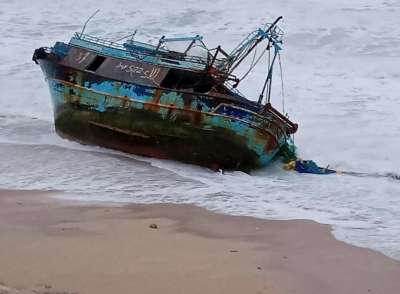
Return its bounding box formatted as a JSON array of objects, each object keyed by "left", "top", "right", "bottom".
[
  {"left": 121, "top": 95, "right": 131, "bottom": 108},
  {"left": 51, "top": 78, "right": 267, "bottom": 130},
  {"left": 264, "top": 135, "right": 278, "bottom": 153},
  {"left": 181, "top": 93, "right": 201, "bottom": 124},
  {"left": 253, "top": 126, "right": 278, "bottom": 154},
  {"left": 145, "top": 88, "right": 163, "bottom": 112}
]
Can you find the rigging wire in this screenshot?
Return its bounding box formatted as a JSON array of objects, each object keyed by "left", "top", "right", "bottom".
[
  {"left": 236, "top": 43, "right": 270, "bottom": 84},
  {"left": 238, "top": 46, "right": 258, "bottom": 81},
  {"left": 278, "top": 51, "right": 285, "bottom": 114},
  {"left": 264, "top": 45, "right": 271, "bottom": 101},
  {"left": 249, "top": 47, "right": 258, "bottom": 71},
  {"left": 257, "top": 44, "right": 271, "bottom": 104}
]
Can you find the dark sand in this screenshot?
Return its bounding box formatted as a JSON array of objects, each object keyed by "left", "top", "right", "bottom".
[{"left": 0, "top": 189, "right": 399, "bottom": 294}]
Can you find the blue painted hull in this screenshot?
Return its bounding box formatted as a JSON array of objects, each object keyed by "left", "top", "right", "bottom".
[{"left": 34, "top": 43, "right": 295, "bottom": 170}]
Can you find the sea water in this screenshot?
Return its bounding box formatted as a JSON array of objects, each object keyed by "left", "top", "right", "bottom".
[{"left": 1, "top": 0, "right": 399, "bottom": 260}]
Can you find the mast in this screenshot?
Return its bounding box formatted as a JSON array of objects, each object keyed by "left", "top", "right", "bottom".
[
  {"left": 227, "top": 16, "right": 283, "bottom": 74},
  {"left": 258, "top": 48, "right": 278, "bottom": 104}
]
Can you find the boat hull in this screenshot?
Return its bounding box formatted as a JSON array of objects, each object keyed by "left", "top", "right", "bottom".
[
  {"left": 54, "top": 102, "right": 266, "bottom": 170},
  {"left": 38, "top": 57, "right": 286, "bottom": 171}
]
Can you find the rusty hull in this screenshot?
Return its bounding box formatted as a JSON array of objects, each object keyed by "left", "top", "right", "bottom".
[{"left": 34, "top": 45, "right": 294, "bottom": 171}]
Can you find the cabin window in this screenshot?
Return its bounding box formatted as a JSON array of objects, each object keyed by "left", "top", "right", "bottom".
[
  {"left": 160, "top": 69, "right": 214, "bottom": 93},
  {"left": 160, "top": 69, "right": 182, "bottom": 88},
  {"left": 86, "top": 55, "right": 106, "bottom": 72},
  {"left": 161, "top": 58, "right": 180, "bottom": 65}
]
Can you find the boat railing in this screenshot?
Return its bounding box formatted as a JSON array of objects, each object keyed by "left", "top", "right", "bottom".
[
  {"left": 74, "top": 33, "right": 127, "bottom": 50},
  {"left": 74, "top": 33, "right": 227, "bottom": 68}
]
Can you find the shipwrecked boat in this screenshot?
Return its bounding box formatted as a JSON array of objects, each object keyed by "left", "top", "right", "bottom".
[{"left": 33, "top": 15, "right": 297, "bottom": 171}]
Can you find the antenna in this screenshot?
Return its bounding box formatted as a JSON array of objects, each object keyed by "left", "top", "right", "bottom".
[{"left": 80, "top": 9, "right": 100, "bottom": 37}]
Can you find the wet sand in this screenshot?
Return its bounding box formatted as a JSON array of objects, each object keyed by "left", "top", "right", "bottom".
[{"left": 0, "top": 189, "right": 399, "bottom": 294}]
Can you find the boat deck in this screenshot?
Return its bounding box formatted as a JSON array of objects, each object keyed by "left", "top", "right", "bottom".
[{"left": 69, "top": 33, "right": 217, "bottom": 72}]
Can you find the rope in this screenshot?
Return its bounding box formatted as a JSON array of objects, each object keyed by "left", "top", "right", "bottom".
[{"left": 338, "top": 171, "right": 400, "bottom": 181}]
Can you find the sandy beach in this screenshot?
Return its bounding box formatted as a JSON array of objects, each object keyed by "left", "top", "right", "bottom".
[{"left": 0, "top": 189, "right": 399, "bottom": 294}]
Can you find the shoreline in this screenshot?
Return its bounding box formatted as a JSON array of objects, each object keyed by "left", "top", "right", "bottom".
[{"left": 0, "top": 189, "right": 399, "bottom": 294}]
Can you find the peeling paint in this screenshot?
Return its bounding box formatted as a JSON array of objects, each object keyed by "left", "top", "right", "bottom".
[{"left": 34, "top": 41, "right": 296, "bottom": 170}]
